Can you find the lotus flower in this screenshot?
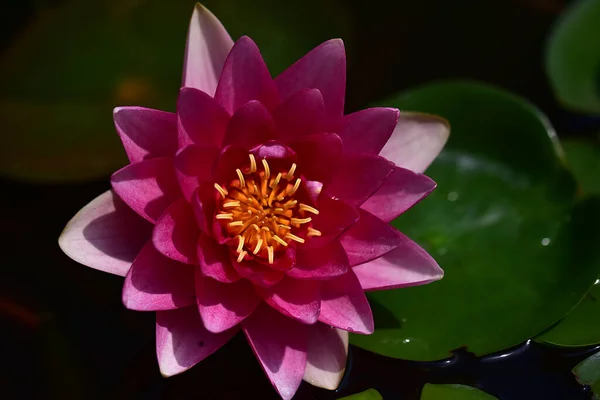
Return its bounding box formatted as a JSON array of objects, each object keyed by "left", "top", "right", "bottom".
[{"left": 59, "top": 4, "right": 448, "bottom": 399}]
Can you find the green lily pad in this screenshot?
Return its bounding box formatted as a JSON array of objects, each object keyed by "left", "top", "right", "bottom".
[
  {"left": 0, "top": 0, "right": 349, "bottom": 182},
  {"left": 562, "top": 138, "right": 600, "bottom": 195},
  {"left": 573, "top": 350, "right": 600, "bottom": 397},
  {"left": 339, "top": 389, "right": 383, "bottom": 400},
  {"left": 351, "top": 81, "right": 600, "bottom": 360},
  {"left": 545, "top": 0, "right": 600, "bottom": 113},
  {"left": 421, "top": 384, "right": 497, "bottom": 400}
]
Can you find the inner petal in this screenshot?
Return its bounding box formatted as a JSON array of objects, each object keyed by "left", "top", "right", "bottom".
[{"left": 213, "top": 153, "right": 322, "bottom": 267}]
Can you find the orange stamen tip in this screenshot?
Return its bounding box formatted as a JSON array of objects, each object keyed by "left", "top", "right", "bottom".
[
  {"left": 307, "top": 228, "right": 322, "bottom": 237},
  {"left": 253, "top": 239, "right": 263, "bottom": 254},
  {"left": 223, "top": 201, "right": 241, "bottom": 208},
  {"left": 237, "top": 250, "right": 247, "bottom": 263},
  {"left": 285, "top": 233, "right": 305, "bottom": 244},
  {"left": 291, "top": 217, "right": 312, "bottom": 225},
  {"left": 273, "top": 235, "right": 287, "bottom": 246},
  {"left": 249, "top": 154, "right": 257, "bottom": 173},
  {"left": 229, "top": 221, "right": 244, "bottom": 227},
  {"left": 216, "top": 213, "right": 233, "bottom": 220},
  {"left": 236, "top": 169, "right": 246, "bottom": 187},
  {"left": 261, "top": 159, "right": 271, "bottom": 179},
  {"left": 236, "top": 236, "right": 245, "bottom": 253},
  {"left": 267, "top": 246, "right": 274, "bottom": 264},
  {"left": 299, "top": 203, "right": 319, "bottom": 215},
  {"left": 214, "top": 183, "right": 228, "bottom": 198},
  {"left": 286, "top": 163, "right": 297, "bottom": 179}
]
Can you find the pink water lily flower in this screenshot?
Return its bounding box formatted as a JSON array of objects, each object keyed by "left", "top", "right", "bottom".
[{"left": 59, "top": 4, "right": 448, "bottom": 399}]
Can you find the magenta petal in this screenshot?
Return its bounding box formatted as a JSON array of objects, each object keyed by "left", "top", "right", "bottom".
[
  {"left": 336, "top": 107, "right": 399, "bottom": 155},
  {"left": 222, "top": 101, "right": 277, "bottom": 149},
  {"left": 379, "top": 112, "right": 450, "bottom": 173},
  {"left": 174, "top": 144, "right": 220, "bottom": 202},
  {"left": 192, "top": 185, "right": 217, "bottom": 235},
  {"left": 318, "top": 270, "right": 374, "bottom": 334},
  {"left": 287, "top": 241, "right": 349, "bottom": 280},
  {"left": 340, "top": 209, "right": 402, "bottom": 267},
  {"left": 123, "top": 242, "right": 196, "bottom": 311},
  {"left": 113, "top": 107, "right": 178, "bottom": 164},
  {"left": 152, "top": 198, "right": 199, "bottom": 264},
  {"left": 275, "top": 39, "right": 346, "bottom": 118},
  {"left": 243, "top": 304, "right": 307, "bottom": 400},
  {"left": 290, "top": 133, "right": 342, "bottom": 184},
  {"left": 198, "top": 234, "right": 241, "bottom": 283},
  {"left": 177, "top": 87, "right": 230, "bottom": 147},
  {"left": 59, "top": 190, "right": 152, "bottom": 276},
  {"left": 272, "top": 88, "right": 326, "bottom": 141},
  {"left": 214, "top": 145, "right": 253, "bottom": 183},
  {"left": 182, "top": 4, "right": 233, "bottom": 97},
  {"left": 156, "top": 306, "right": 238, "bottom": 376},
  {"left": 352, "top": 235, "right": 444, "bottom": 291},
  {"left": 215, "top": 36, "right": 279, "bottom": 114},
  {"left": 305, "top": 196, "right": 359, "bottom": 248},
  {"left": 303, "top": 324, "right": 348, "bottom": 390},
  {"left": 258, "top": 277, "right": 321, "bottom": 324},
  {"left": 195, "top": 270, "right": 260, "bottom": 333},
  {"left": 251, "top": 141, "right": 297, "bottom": 163},
  {"left": 231, "top": 258, "right": 285, "bottom": 288},
  {"left": 361, "top": 166, "right": 436, "bottom": 222},
  {"left": 325, "top": 154, "right": 394, "bottom": 206},
  {"left": 111, "top": 158, "right": 182, "bottom": 223}
]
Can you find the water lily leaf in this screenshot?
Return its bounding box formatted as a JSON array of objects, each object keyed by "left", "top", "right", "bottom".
[
  {"left": 573, "top": 350, "right": 600, "bottom": 397},
  {"left": 562, "top": 138, "right": 600, "bottom": 195},
  {"left": 545, "top": 0, "right": 600, "bottom": 113},
  {"left": 351, "top": 81, "right": 600, "bottom": 360},
  {"left": 339, "top": 388, "right": 383, "bottom": 400},
  {"left": 420, "top": 384, "right": 497, "bottom": 400},
  {"left": 0, "top": 0, "right": 350, "bottom": 183}
]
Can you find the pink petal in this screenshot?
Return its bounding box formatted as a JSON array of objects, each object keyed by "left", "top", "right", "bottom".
[
  {"left": 251, "top": 141, "right": 297, "bottom": 163},
  {"left": 59, "top": 190, "right": 151, "bottom": 276},
  {"left": 258, "top": 277, "right": 321, "bottom": 324},
  {"left": 174, "top": 144, "right": 220, "bottom": 201},
  {"left": 215, "top": 36, "right": 279, "bottom": 114},
  {"left": 152, "top": 198, "right": 199, "bottom": 264},
  {"left": 287, "top": 241, "right": 349, "bottom": 280},
  {"left": 304, "top": 196, "right": 359, "bottom": 248},
  {"left": 243, "top": 304, "right": 308, "bottom": 400},
  {"left": 325, "top": 154, "right": 394, "bottom": 206},
  {"left": 336, "top": 107, "right": 399, "bottom": 155},
  {"left": 122, "top": 242, "right": 196, "bottom": 311},
  {"left": 182, "top": 4, "right": 233, "bottom": 97},
  {"left": 275, "top": 39, "right": 346, "bottom": 118},
  {"left": 303, "top": 324, "right": 348, "bottom": 390},
  {"left": 214, "top": 145, "right": 254, "bottom": 183},
  {"left": 272, "top": 88, "right": 326, "bottom": 140},
  {"left": 290, "top": 133, "right": 342, "bottom": 184},
  {"left": 360, "top": 166, "right": 436, "bottom": 222},
  {"left": 379, "top": 112, "right": 450, "bottom": 173},
  {"left": 222, "top": 101, "right": 277, "bottom": 149},
  {"left": 318, "top": 270, "right": 374, "bottom": 334},
  {"left": 198, "top": 234, "right": 241, "bottom": 283},
  {"left": 177, "top": 87, "right": 230, "bottom": 147},
  {"left": 340, "top": 209, "right": 402, "bottom": 267},
  {"left": 111, "top": 158, "right": 182, "bottom": 223},
  {"left": 113, "top": 107, "right": 178, "bottom": 164},
  {"left": 231, "top": 257, "right": 286, "bottom": 288},
  {"left": 352, "top": 235, "right": 444, "bottom": 291},
  {"left": 191, "top": 185, "right": 216, "bottom": 235},
  {"left": 156, "top": 306, "right": 238, "bottom": 376},
  {"left": 195, "top": 270, "right": 260, "bottom": 333}
]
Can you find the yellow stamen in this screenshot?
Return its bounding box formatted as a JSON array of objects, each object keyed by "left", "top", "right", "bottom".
[
  {"left": 214, "top": 183, "right": 228, "bottom": 198},
  {"left": 307, "top": 227, "right": 322, "bottom": 237},
  {"left": 299, "top": 203, "right": 319, "bottom": 215},
  {"left": 288, "top": 178, "right": 301, "bottom": 196},
  {"left": 291, "top": 217, "right": 312, "bottom": 225},
  {"left": 286, "top": 163, "right": 296, "bottom": 179},
  {"left": 253, "top": 239, "right": 263, "bottom": 254},
  {"left": 237, "top": 250, "right": 247, "bottom": 263},
  {"left": 236, "top": 169, "right": 245, "bottom": 187},
  {"left": 279, "top": 224, "right": 291, "bottom": 230},
  {"left": 236, "top": 236, "right": 245, "bottom": 253},
  {"left": 229, "top": 221, "right": 244, "bottom": 227},
  {"left": 270, "top": 172, "right": 282, "bottom": 189},
  {"left": 223, "top": 201, "right": 241, "bottom": 208},
  {"left": 272, "top": 235, "right": 288, "bottom": 246},
  {"left": 216, "top": 213, "right": 233, "bottom": 220},
  {"left": 262, "top": 159, "right": 270, "bottom": 179},
  {"left": 285, "top": 233, "right": 305, "bottom": 244},
  {"left": 267, "top": 246, "right": 274, "bottom": 264},
  {"left": 251, "top": 224, "right": 260, "bottom": 232},
  {"left": 249, "top": 154, "right": 257, "bottom": 173}
]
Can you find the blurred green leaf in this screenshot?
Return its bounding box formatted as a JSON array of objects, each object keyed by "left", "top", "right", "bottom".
[
  {"left": 546, "top": 0, "right": 600, "bottom": 113},
  {"left": 339, "top": 389, "right": 383, "bottom": 400},
  {"left": 351, "top": 81, "right": 600, "bottom": 361},
  {"left": 0, "top": 0, "right": 350, "bottom": 182},
  {"left": 573, "top": 350, "right": 600, "bottom": 398},
  {"left": 420, "top": 384, "right": 497, "bottom": 400},
  {"left": 562, "top": 138, "right": 600, "bottom": 195}
]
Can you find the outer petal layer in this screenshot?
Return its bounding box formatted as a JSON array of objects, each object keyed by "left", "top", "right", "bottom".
[
  {"left": 122, "top": 242, "right": 196, "bottom": 311},
  {"left": 352, "top": 235, "right": 444, "bottom": 291},
  {"left": 337, "top": 107, "right": 399, "bottom": 155},
  {"left": 177, "top": 87, "right": 230, "bottom": 147},
  {"left": 243, "top": 304, "right": 308, "bottom": 400},
  {"left": 303, "top": 324, "right": 348, "bottom": 390},
  {"left": 182, "top": 3, "right": 234, "bottom": 96},
  {"left": 275, "top": 39, "right": 346, "bottom": 118},
  {"left": 379, "top": 112, "right": 450, "bottom": 173},
  {"left": 156, "top": 306, "right": 238, "bottom": 376},
  {"left": 258, "top": 277, "right": 321, "bottom": 324},
  {"left": 272, "top": 88, "right": 326, "bottom": 140},
  {"left": 59, "top": 190, "right": 151, "bottom": 276},
  {"left": 152, "top": 198, "right": 199, "bottom": 264},
  {"left": 288, "top": 241, "right": 349, "bottom": 280}
]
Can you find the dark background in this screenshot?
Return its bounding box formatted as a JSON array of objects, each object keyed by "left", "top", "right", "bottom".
[{"left": 1, "top": 0, "right": 598, "bottom": 399}]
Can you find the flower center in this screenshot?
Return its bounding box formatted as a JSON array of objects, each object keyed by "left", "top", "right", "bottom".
[{"left": 214, "top": 154, "right": 321, "bottom": 265}]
